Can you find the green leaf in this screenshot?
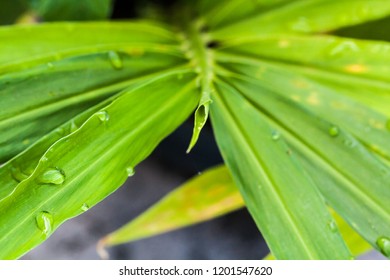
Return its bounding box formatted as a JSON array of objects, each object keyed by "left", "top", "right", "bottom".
[
  {"left": 0, "top": 72, "right": 199, "bottom": 259},
  {"left": 199, "top": 0, "right": 291, "bottom": 29},
  {"left": 0, "top": 102, "right": 99, "bottom": 201},
  {"left": 210, "top": 79, "right": 351, "bottom": 259},
  {"left": 265, "top": 209, "right": 373, "bottom": 260},
  {"left": 29, "top": 0, "right": 113, "bottom": 21},
  {"left": 0, "top": 22, "right": 186, "bottom": 162},
  {"left": 0, "top": 52, "right": 186, "bottom": 162},
  {"left": 218, "top": 34, "right": 390, "bottom": 81},
  {"left": 0, "top": 66, "right": 192, "bottom": 202},
  {"left": 332, "top": 210, "right": 372, "bottom": 257},
  {"left": 0, "top": 21, "right": 179, "bottom": 73},
  {"left": 213, "top": 69, "right": 390, "bottom": 258},
  {"left": 215, "top": 35, "right": 390, "bottom": 160},
  {"left": 100, "top": 165, "right": 244, "bottom": 248},
  {"left": 212, "top": 0, "right": 390, "bottom": 40},
  {"left": 182, "top": 19, "right": 213, "bottom": 152}
]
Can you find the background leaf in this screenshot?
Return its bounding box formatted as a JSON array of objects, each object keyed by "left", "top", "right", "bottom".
[{"left": 100, "top": 165, "right": 243, "bottom": 247}]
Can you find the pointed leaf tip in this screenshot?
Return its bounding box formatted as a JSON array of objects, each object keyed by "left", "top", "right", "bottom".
[{"left": 186, "top": 99, "right": 211, "bottom": 153}]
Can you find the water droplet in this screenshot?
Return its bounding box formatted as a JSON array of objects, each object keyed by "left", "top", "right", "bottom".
[
  {"left": 126, "top": 167, "right": 135, "bottom": 177},
  {"left": 271, "top": 131, "right": 280, "bottom": 141},
  {"left": 108, "top": 51, "right": 123, "bottom": 70},
  {"left": 81, "top": 203, "right": 89, "bottom": 212},
  {"left": 39, "top": 168, "right": 65, "bottom": 185},
  {"left": 36, "top": 211, "right": 53, "bottom": 236},
  {"left": 328, "top": 126, "right": 339, "bottom": 137},
  {"left": 96, "top": 111, "right": 109, "bottom": 123},
  {"left": 343, "top": 139, "right": 356, "bottom": 148},
  {"left": 328, "top": 41, "right": 360, "bottom": 57},
  {"left": 376, "top": 237, "right": 390, "bottom": 257},
  {"left": 41, "top": 156, "right": 48, "bottom": 163},
  {"left": 327, "top": 220, "right": 337, "bottom": 233}
]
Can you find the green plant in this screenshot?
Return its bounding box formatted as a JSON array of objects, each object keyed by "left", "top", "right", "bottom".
[{"left": 0, "top": 0, "right": 389, "bottom": 260}]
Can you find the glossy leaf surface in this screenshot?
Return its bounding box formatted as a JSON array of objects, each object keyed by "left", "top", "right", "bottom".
[
  {"left": 0, "top": 73, "right": 199, "bottom": 259},
  {"left": 210, "top": 80, "right": 351, "bottom": 259}
]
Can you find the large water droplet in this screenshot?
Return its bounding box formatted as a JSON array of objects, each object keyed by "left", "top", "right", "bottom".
[
  {"left": 376, "top": 237, "right": 390, "bottom": 257},
  {"left": 271, "top": 131, "right": 280, "bottom": 141},
  {"left": 327, "top": 220, "right": 337, "bottom": 233},
  {"left": 96, "top": 111, "right": 109, "bottom": 123},
  {"left": 36, "top": 211, "right": 53, "bottom": 236},
  {"left": 81, "top": 203, "right": 89, "bottom": 212},
  {"left": 108, "top": 51, "right": 123, "bottom": 70},
  {"left": 39, "top": 168, "right": 65, "bottom": 185},
  {"left": 328, "top": 126, "right": 339, "bottom": 137},
  {"left": 126, "top": 167, "right": 135, "bottom": 177}
]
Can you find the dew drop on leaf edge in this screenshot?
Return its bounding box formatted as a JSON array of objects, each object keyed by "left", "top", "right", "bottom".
[
  {"left": 108, "top": 51, "right": 123, "bottom": 70},
  {"left": 36, "top": 211, "right": 53, "bottom": 236},
  {"left": 126, "top": 167, "right": 135, "bottom": 177},
  {"left": 81, "top": 203, "right": 90, "bottom": 212},
  {"left": 96, "top": 111, "right": 109, "bottom": 123},
  {"left": 39, "top": 168, "right": 65, "bottom": 185},
  {"left": 376, "top": 237, "right": 390, "bottom": 257}
]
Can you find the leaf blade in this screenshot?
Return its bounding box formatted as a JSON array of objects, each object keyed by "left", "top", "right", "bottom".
[
  {"left": 210, "top": 79, "right": 351, "bottom": 259},
  {"left": 0, "top": 72, "right": 199, "bottom": 259},
  {"left": 212, "top": 0, "right": 390, "bottom": 40}
]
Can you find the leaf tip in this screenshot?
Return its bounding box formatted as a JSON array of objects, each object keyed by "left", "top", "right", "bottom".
[{"left": 186, "top": 101, "right": 211, "bottom": 153}]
